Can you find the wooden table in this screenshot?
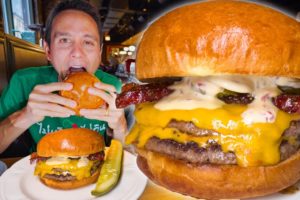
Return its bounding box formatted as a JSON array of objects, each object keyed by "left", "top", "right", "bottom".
[
  {"left": 139, "top": 180, "right": 197, "bottom": 200},
  {"left": 1, "top": 157, "right": 22, "bottom": 168},
  {"left": 0, "top": 157, "right": 197, "bottom": 199}
]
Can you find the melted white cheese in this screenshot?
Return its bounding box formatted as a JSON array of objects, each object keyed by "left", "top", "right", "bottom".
[
  {"left": 208, "top": 75, "right": 254, "bottom": 93},
  {"left": 154, "top": 75, "right": 297, "bottom": 124},
  {"left": 241, "top": 88, "right": 279, "bottom": 124},
  {"left": 77, "top": 156, "right": 89, "bottom": 168},
  {"left": 154, "top": 77, "right": 223, "bottom": 110},
  {"left": 45, "top": 156, "right": 89, "bottom": 167},
  {"left": 45, "top": 157, "right": 70, "bottom": 165},
  {"left": 276, "top": 77, "right": 300, "bottom": 88}
]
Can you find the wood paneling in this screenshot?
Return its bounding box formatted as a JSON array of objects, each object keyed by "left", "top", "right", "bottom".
[
  {"left": 0, "top": 34, "right": 47, "bottom": 158},
  {"left": 0, "top": 33, "right": 7, "bottom": 93},
  {"left": 0, "top": 3, "right": 4, "bottom": 32},
  {"left": 5, "top": 34, "right": 48, "bottom": 76}
]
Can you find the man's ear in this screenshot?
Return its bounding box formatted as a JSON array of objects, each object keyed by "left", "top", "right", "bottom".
[{"left": 43, "top": 40, "right": 51, "bottom": 61}]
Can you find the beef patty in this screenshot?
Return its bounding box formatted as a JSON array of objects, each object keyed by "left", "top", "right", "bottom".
[
  {"left": 144, "top": 120, "right": 300, "bottom": 165},
  {"left": 43, "top": 160, "right": 103, "bottom": 182}
]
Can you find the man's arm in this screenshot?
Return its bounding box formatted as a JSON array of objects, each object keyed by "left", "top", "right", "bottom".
[
  {"left": 108, "top": 111, "right": 128, "bottom": 143},
  {"left": 0, "top": 82, "right": 76, "bottom": 153},
  {"left": 0, "top": 109, "right": 34, "bottom": 153}
]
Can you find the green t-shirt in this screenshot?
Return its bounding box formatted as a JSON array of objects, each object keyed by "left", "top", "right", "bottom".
[{"left": 0, "top": 66, "right": 121, "bottom": 147}]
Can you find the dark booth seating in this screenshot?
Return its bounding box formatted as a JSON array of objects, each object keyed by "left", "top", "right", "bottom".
[{"left": 0, "top": 34, "right": 48, "bottom": 158}]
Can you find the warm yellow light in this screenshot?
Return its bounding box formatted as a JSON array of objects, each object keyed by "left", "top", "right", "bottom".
[
  {"left": 119, "top": 51, "right": 126, "bottom": 55},
  {"left": 129, "top": 45, "right": 136, "bottom": 51},
  {"left": 105, "top": 35, "right": 111, "bottom": 41}
]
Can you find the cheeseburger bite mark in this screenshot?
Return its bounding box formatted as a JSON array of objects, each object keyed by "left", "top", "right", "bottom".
[{"left": 63, "top": 65, "right": 87, "bottom": 80}]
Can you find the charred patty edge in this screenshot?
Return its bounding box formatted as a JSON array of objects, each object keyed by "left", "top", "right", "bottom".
[{"left": 144, "top": 120, "right": 300, "bottom": 165}]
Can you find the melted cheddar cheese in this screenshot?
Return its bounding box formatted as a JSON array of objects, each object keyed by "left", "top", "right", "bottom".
[
  {"left": 126, "top": 102, "right": 300, "bottom": 167},
  {"left": 34, "top": 159, "right": 94, "bottom": 180}
]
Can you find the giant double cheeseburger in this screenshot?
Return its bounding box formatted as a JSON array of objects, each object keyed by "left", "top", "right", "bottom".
[
  {"left": 32, "top": 128, "right": 105, "bottom": 189},
  {"left": 116, "top": 0, "right": 300, "bottom": 199}
]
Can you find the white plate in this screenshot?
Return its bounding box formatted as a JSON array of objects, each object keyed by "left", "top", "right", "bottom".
[{"left": 0, "top": 151, "right": 147, "bottom": 200}]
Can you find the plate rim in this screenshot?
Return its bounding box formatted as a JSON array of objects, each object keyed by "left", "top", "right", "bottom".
[{"left": 0, "top": 150, "right": 147, "bottom": 200}]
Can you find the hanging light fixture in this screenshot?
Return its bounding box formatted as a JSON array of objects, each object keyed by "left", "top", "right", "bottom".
[{"left": 104, "top": 35, "right": 111, "bottom": 41}]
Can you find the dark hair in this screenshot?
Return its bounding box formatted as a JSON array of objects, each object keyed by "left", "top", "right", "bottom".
[{"left": 44, "top": 0, "right": 102, "bottom": 46}]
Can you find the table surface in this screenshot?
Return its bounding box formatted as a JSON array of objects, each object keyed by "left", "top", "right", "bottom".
[{"left": 0, "top": 156, "right": 197, "bottom": 200}]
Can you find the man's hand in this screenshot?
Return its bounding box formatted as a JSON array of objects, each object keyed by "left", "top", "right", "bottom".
[
  {"left": 80, "top": 82, "right": 127, "bottom": 140},
  {"left": 17, "top": 82, "right": 76, "bottom": 129}
]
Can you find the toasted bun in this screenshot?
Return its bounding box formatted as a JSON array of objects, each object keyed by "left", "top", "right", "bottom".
[
  {"left": 136, "top": 1, "right": 300, "bottom": 79},
  {"left": 137, "top": 148, "right": 300, "bottom": 199},
  {"left": 40, "top": 169, "right": 100, "bottom": 190},
  {"left": 60, "top": 72, "right": 105, "bottom": 114},
  {"left": 37, "top": 128, "right": 105, "bottom": 157}
]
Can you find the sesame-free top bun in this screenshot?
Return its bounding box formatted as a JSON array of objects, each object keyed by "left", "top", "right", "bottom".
[
  {"left": 136, "top": 0, "right": 300, "bottom": 79},
  {"left": 60, "top": 72, "right": 105, "bottom": 114},
  {"left": 37, "top": 128, "right": 105, "bottom": 157}
]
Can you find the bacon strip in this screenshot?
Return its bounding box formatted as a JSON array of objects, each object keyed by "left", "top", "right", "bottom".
[
  {"left": 116, "top": 82, "right": 174, "bottom": 108},
  {"left": 272, "top": 94, "right": 300, "bottom": 113},
  {"left": 88, "top": 151, "right": 105, "bottom": 161},
  {"left": 30, "top": 152, "right": 49, "bottom": 164}
]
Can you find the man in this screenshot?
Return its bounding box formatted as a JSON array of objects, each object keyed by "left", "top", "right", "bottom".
[{"left": 0, "top": 0, "right": 127, "bottom": 153}]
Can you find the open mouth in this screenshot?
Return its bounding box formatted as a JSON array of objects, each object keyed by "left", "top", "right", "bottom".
[
  {"left": 63, "top": 66, "right": 86, "bottom": 79},
  {"left": 69, "top": 66, "right": 86, "bottom": 73}
]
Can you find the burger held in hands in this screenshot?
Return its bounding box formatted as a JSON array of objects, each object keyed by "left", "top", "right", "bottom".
[
  {"left": 30, "top": 128, "right": 105, "bottom": 189},
  {"left": 59, "top": 71, "right": 127, "bottom": 139},
  {"left": 60, "top": 71, "right": 106, "bottom": 114},
  {"left": 116, "top": 1, "right": 300, "bottom": 199}
]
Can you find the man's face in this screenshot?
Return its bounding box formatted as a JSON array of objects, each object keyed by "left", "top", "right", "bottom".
[{"left": 44, "top": 9, "right": 101, "bottom": 79}]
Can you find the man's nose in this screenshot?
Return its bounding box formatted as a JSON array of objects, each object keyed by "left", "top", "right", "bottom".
[{"left": 71, "top": 43, "right": 84, "bottom": 58}]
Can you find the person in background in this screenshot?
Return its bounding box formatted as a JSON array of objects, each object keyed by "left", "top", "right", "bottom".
[
  {"left": 101, "top": 55, "right": 118, "bottom": 74},
  {"left": 0, "top": 0, "right": 127, "bottom": 154}
]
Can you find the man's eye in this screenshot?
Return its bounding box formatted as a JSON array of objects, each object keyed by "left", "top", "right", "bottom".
[
  {"left": 59, "top": 38, "right": 71, "bottom": 43},
  {"left": 84, "top": 40, "right": 95, "bottom": 46}
]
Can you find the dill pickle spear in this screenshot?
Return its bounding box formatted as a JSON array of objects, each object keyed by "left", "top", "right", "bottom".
[{"left": 91, "top": 139, "right": 123, "bottom": 196}]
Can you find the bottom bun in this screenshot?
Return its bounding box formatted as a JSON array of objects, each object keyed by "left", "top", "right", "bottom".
[
  {"left": 40, "top": 170, "right": 100, "bottom": 190},
  {"left": 136, "top": 148, "right": 300, "bottom": 199}
]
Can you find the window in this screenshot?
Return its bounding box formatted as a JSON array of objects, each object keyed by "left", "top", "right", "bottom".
[{"left": 2, "top": 0, "right": 36, "bottom": 44}]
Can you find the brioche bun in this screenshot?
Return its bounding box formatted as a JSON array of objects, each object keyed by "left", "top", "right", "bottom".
[
  {"left": 131, "top": 0, "right": 300, "bottom": 199},
  {"left": 60, "top": 72, "right": 105, "bottom": 114},
  {"left": 137, "top": 148, "right": 300, "bottom": 199},
  {"left": 40, "top": 169, "right": 100, "bottom": 190},
  {"left": 136, "top": 0, "right": 300, "bottom": 79},
  {"left": 37, "top": 128, "right": 105, "bottom": 157},
  {"left": 35, "top": 128, "right": 105, "bottom": 190}
]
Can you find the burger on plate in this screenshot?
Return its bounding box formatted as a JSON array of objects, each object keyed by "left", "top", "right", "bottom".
[
  {"left": 60, "top": 71, "right": 105, "bottom": 115},
  {"left": 31, "top": 128, "right": 105, "bottom": 190},
  {"left": 116, "top": 0, "right": 300, "bottom": 199}
]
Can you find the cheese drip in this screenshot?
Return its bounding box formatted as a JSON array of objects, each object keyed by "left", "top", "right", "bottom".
[{"left": 126, "top": 102, "right": 299, "bottom": 167}]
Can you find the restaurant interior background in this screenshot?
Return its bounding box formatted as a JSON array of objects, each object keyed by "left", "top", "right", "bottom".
[{"left": 0, "top": 0, "right": 300, "bottom": 158}]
